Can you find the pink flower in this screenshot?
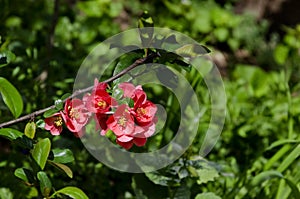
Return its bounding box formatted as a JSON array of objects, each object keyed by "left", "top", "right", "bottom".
[
  {"left": 106, "top": 104, "right": 135, "bottom": 137},
  {"left": 106, "top": 103, "right": 156, "bottom": 149},
  {"left": 44, "top": 113, "right": 63, "bottom": 136},
  {"left": 61, "top": 98, "right": 90, "bottom": 137}
]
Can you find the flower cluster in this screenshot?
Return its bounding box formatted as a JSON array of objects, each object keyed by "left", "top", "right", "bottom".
[{"left": 44, "top": 80, "right": 157, "bottom": 149}]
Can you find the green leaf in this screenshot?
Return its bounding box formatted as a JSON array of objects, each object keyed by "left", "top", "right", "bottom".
[
  {"left": 52, "top": 148, "right": 74, "bottom": 164},
  {"left": 277, "top": 144, "right": 300, "bottom": 173},
  {"left": 61, "top": 93, "right": 71, "bottom": 101},
  {"left": 24, "top": 122, "right": 36, "bottom": 139},
  {"left": 43, "top": 108, "right": 59, "bottom": 118},
  {"left": 14, "top": 168, "right": 35, "bottom": 183},
  {"left": 48, "top": 161, "right": 73, "bottom": 178},
  {"left": 266, "top": 139, "right": 300, "bottom": 150},
  {"left": 112, "top": 52, "right": 143, "bottom": 85},
  {"left": 195, "top": 192, "right": 222, "bottom": 199},
  {"left": 196, "top": 167, "right": 219, "bottom": 184},
  {"left": 145, "top": 172, "right": 173, "bottom": 186},
  {"left": 214, "top": 27, "right": 229, "bottom": 42},
  {"left": 0, "top": 128, "right": 23, "bottom": 140},
  {"left": 54, "top": 99, "right": 64, "bottom": 110},
  {"left": 51, "top": 187, "right": 89, "bottom": 199},
  {"left": 284, "top": 178, "right": 300, "bottom": 199},
  {"left": 36, "top": 119, "right": 45, "bottom": 129},
  {"left": 0, "top": 50, "right": 16, "bottom": 68},
  {"left": 175, "top": 44, "right": 210, "bottom": 58},
  {"left": 37, "top": 171, "right": 52, "bottom": 197},
  {"left": 251, "top": 170, "right": 283, "bottom": 186},
  {"left": 0, "top": 188, "right": 13, "bottom": 199},
  {"left": 274, "top": 44, "right": 289, "bottom": 65},
  {"left": 32, "top": 138, "right": 51, "bottom": 170},
  {"left": 0, "top": 77, "right": 23, "bottom": 118}
]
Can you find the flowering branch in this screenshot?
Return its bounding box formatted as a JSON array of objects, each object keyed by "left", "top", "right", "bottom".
[{"left": 0, "top": 53, "right": 158, "bottom": 129}]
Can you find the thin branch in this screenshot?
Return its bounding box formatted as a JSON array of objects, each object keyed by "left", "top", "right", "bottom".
[{"left": 0, "top": 53, "right": 157, "bottom": 128}]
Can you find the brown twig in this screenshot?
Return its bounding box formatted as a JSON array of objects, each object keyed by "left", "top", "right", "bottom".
[{"left": 0, "top": 53, "right": 157, "bottom": 128}]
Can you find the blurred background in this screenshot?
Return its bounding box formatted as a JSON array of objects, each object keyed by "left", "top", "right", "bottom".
[{"left": 0, "top": 0, "right": 300, "bottom": 198}]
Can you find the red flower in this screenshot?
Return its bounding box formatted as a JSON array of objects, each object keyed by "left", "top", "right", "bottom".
[
  {"left": 95, "top": 113, "right": 109, "bottom": 136},
  {"left": 116, "top": 136, "right": 147, "bottom": 150},
  {"left": 83, "top": 80, "right": 115, "bottom": 114},
  {"left": 133, "top": 100, "right": 157, "bottom": 126},
  {"left": 44, "top": 113, "right": 63, "bottom": 136},
  {"left": 61, "top": 98, "right": 90, "bottom": 137}
]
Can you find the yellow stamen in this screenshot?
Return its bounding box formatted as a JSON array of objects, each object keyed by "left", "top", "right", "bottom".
[
  {"left": 118, "top": 116, "right": 127, "bottom": 127},
  {"left": 69, "top": 108, "right": 80, "bottom": 119},
  {"left": 137, "top": 108, "right": 146, "bottom": 116},
  {"left": 54, "top": 116, "right": 63, "bottom": 126},
  {"left": 97, "top": 100, "right": 107, "bottom": 108}
]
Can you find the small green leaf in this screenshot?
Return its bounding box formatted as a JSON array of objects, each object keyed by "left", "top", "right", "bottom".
[
  {"left": 24, "top": 122, "right": 36, "bottom": 139},
  {"left": 0, "top": 50, "right": 16, "bottom": 68},
  {"left": 51, "top": 186, "right": 89, "bottom": 199},
  {"left": 36, "top": 119, "right": 45, "bottom": 129},
  {"left": 0, "top": 128, "right": 23, "bottom": 140},
  {"left": 128, "top": 98, "right": 134, "bottom": 108},
  {"left": 14, "top": 168, "right": 35, "bottom": 183},
  {"left": 175, "top": 44, "right": 210, "bottom": 58},
  {"left": 52, "top": 148, "right": 74, "bottom": 164},
  {"left": 48, "top": 161, "right": 73, "bottom": 178},
  {"left": 37, "top": 171, "right": 52, "bottom": 197},
  {"left": 43, "top": 108, "right": 58, "bottom": 118},
  {"left": 32, "top": 138, "right": 51, "bottom": 170},
  {"left": 196, "top": 167, "right": 219, "bottom": 184},
  {"left": 274, "top": 44, "right": 289, "bottom": 65},
  {"left": 112, "top": 87, "right": 124, "bottom": 100},
  {"left": 0, "top": 77, "right": 23, "bottom": 118},
  {"left": 0, "top": 188, "right": 13, "bottom": 199},
  {"left": 145, "top": 172, "right": 172, "bottom": 186},
  {"left": 55, "top": 99, "right": 64, "bottom": 110},
  {"left": 195, "top": 193, "right": 222, "bottom": 199},
  {"left": 61, "top": 93, "right": 72, "bottom": 101}
]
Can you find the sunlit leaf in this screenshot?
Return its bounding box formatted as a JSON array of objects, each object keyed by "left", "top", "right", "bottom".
[
  {"left": 0, "top": 128, "right": 23, "bottom": 140},
  {"left": 195, "top": 192, "right": 222, "bottom": 199},
  {"left": 51, "top": 186, "right": 89, "bottom": 199},
  {"left": 48, "top": 161, "right": 73, "bottom": 178},
  {"left": 32, "top": 138, "right": 51, "bottom": 170},
  {"left": 0, "top": 77, "right": 23, "bottom": 118},
  {"left": 52, "top": 148, "right": 74, "bottom": 164},
  {"left": 14, "top": 168, "right": 35, "bottom": 184},
  {"left": 277, "top": 144, "right": 300, "bottom": 173},
  {"left": 0, "top": 188, "right": 13, "bottom": 199},
  {"left": 24, "top": 122, "right": 36, "bottom": 139}
]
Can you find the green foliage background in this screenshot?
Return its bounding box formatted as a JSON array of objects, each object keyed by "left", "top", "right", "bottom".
[{"left": 0, "top": 0, "right": 300, "bottom": 198}]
